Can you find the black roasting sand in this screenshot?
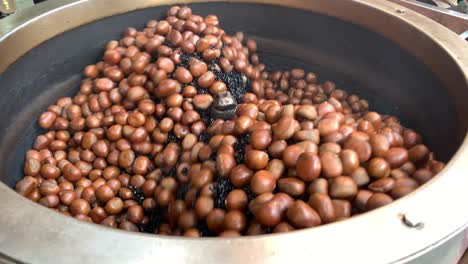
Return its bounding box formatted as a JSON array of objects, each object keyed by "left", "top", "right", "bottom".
[
  {"left": 178, "top": 52, "right": 202, "bottom": 69},
  {"left": 162, "top": 40, "right": 175, "bottom": 49},
  {"left": 196, "top": 87, "right": 209, "bottom": 95},
  {"left": 209, "top": 60, "right": 250, "bottom": 103},
  {"left": 209, "top": 150, "right": 217, "bottom": 161},
  {"left": 150, "top": 94, "right": 162, "bottom": 105},
  {"left": 128, "top": 185, "right": 145, "bottom": 205},
  {"left": 139, "top": 207, "right": 166, "bottom": 234},
  {"left": 177, "top": 50, "right": 251, "bottom": 104},
  {"left": 243, "top": 185, "right": 256, "bottom": 223},
  {"left": 219, "top": 71, "right": 249, "bottom": 103},
  {"left": 163, "top": 158, "right": 182, "bottom": 178},
  {"left": 197, "top": 221, "right": 214, "bottom": 237},
  {"left": 197, "top": 131, "right": 210, "bottom": 144},
  {"left": 212, "top": 176, "right": 234, "bottom": 209},
  {"left": 243, "top": 185, "right": 256, "bottom": 202},
  {"left": 234, "top": 133, "right": 251, "bottom": 164},
  {"left": 198, "top": 108, "right": 215, "bottom": 127},
  {"left": 176, "top": 182, "right": 190, "bottom": 200},
  {"left": 167, "top": 131, "right": 182, "bottom": 145}
]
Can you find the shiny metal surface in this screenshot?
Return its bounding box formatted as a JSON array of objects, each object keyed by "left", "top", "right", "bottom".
[
  {"left": 388, "top": 0, "right": 468, "bottom": 34},
  {"left": 0, "top": 0, "right": 16, "bottom": 15},
  {"left": 211, "top": 91, "right": 237, "bottom": 120},
  {"left": 0, "top": 0, "right": 467, "bottom": 264}
]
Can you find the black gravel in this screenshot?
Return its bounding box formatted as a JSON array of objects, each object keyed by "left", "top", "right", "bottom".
[
  {"left": 178, "top": 52, "right": 202, "bottom": 69},
  {"left": 128, "top": 185, "right": 145, "bottom": 205},
  {"left": 139, "top": 207, "right": 165, "bottom": 234},
  {"left": 162, "top": 40, "right": 174, "bottom": 48},
  {"left": 163, "top": 159, "right": 181, "bottom": 178},
  {"left": 243, "top": 185, "right": 256, "bottom": 223},
  {"left": 209, "top": 61, "right": 249, "bottom": 103},
  {"left": 197, "top": 221, "right": 214, "bottom": 237},
  {"left": 197, "top": 131, "right": 210, "bottom": 144},
  {"left": 167, "top": 131, "right": 181, "bottom": 145},
  {"left": 149, "top": 94, "right": 162, "bottom": 105},
  {"left": 234, "top": 133, "right": 250, "bottom": 164},
  {"left": 176, "top": 182, "right": 190, "bottom": 200},
  {"left": 209, "top": 150, "right": 217, "bottom": 161},
  {"left": 197, "top": 87, "right": 209, "bottom": 94},
  {"left": 212, "top": 177, "right": 234, "bottom": 209},
  {"left": 243, "top": 185, "right": 256, "bottom": 202},
  {"left": 198, "top": 108, "right": 215, "bottom": 127}
]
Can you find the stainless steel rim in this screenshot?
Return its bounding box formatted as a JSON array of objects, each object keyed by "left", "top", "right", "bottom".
[{"left": 0, "top": 0, "right": 468, "bottom": 263}]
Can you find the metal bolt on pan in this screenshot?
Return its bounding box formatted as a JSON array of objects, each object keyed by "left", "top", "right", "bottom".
[{"left": 211, "top": 91, "right": 237, "bottom": 120}]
